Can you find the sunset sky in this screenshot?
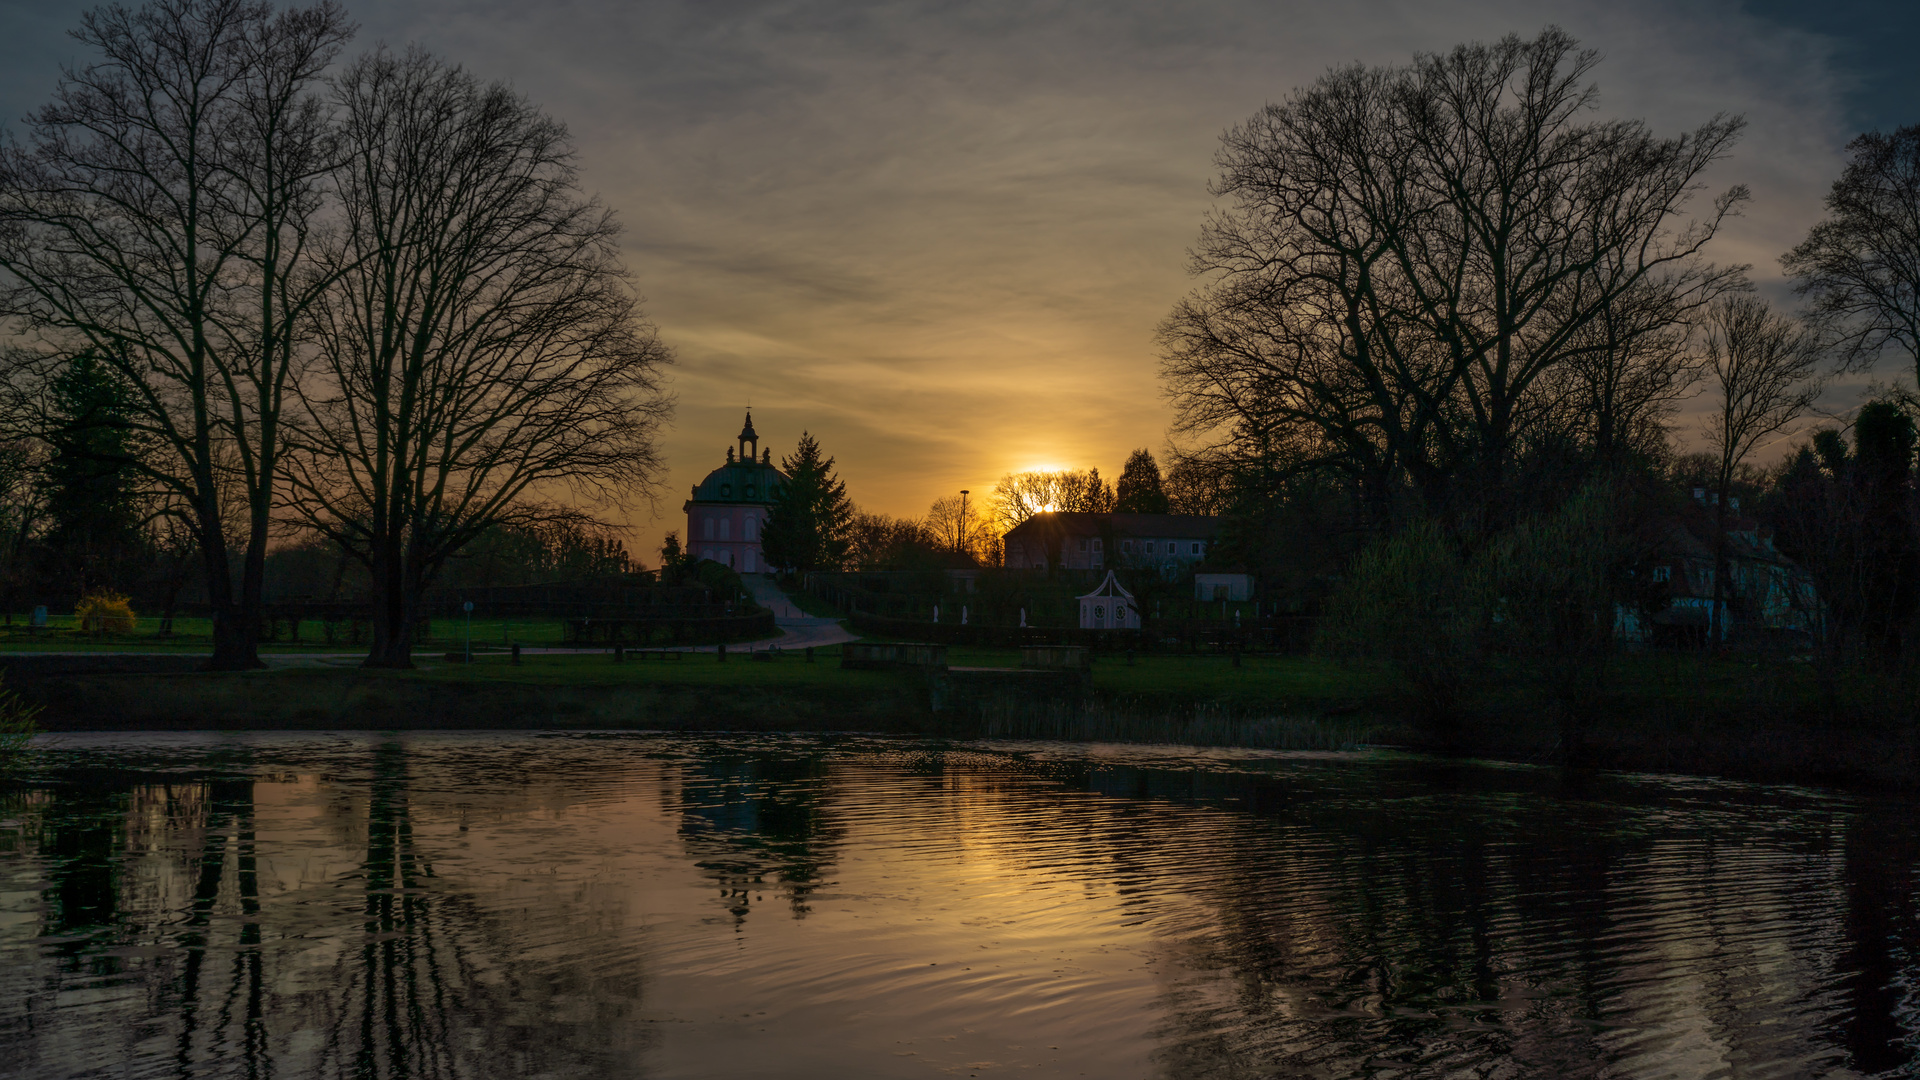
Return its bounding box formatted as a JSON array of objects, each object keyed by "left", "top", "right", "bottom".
[{"left": 3, "top": 0, "right": 1914, "bottom": 561}]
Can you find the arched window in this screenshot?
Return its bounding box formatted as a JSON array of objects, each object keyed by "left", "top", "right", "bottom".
[
  {"left": 719, "top": 519, "right": 731, "bottom": 541},
  {"left": 745, "top": 516, "right": 758, "bottom": 541},
  {"left": 702, "top": 519, "right": 715, "bottom": 540}
]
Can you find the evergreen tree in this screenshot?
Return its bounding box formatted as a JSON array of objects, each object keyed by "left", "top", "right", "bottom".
[
  {"left": 1113, "top": 448, "right": 1170, "bottom": 513},
  {"left": 42, "top": 354, "right": 148, "bottom": 595},
  {"left": 762, "top": 432, "right": 854, "bottom": 571}
]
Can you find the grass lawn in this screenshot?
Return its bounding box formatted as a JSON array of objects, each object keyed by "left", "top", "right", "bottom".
[
  {"left": 393, "top": 643, "right": 1392, "bottom": 713},
  {"left": 0, "top": 614, "right": 584, "bottom": 653},
  {"left": 401, "top": 646, "right": 908, "bottom": 692},
  {"left": 775, "top": 583, "right": 846, "bottom": 620}
]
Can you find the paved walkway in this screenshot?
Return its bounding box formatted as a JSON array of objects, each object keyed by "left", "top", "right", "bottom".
[{"left": 739, "top": 574, "right": 859, "bottom": 651}]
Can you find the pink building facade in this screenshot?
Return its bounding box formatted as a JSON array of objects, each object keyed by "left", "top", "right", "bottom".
[{"left": 684, "top": 413, "right": 786, "bottom": 573}]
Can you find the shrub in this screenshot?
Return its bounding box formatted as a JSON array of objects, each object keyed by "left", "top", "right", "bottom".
[
  {"left": 75, "top": 589, "right": 137, "bottom": 634},
  {"left": 1317, "top": 519, "right": 1483, "bottom": 724}
]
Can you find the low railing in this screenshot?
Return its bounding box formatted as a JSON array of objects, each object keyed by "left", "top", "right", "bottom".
[
  {"left": 848, "top": 611, "right": 1319, "bottom": 654},
  {"left": 564, "top": 610, "right": 775, "bottom": 646}
]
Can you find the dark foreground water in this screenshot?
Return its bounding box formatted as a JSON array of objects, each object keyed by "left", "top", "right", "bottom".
[{"left": 1, "top": 734, "right": 1917, "bottom": 1079}]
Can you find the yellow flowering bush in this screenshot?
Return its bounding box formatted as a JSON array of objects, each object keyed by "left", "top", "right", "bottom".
[{"left": 75, "top": 590, "right": 137, "bottom": 635}]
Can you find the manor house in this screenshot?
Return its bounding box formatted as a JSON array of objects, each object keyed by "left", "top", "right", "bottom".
[{"left": 1002, "top": 512, "right": 1217, "bottom": 575}]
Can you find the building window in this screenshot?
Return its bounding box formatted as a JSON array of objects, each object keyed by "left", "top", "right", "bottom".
[
  {"left": 746, "top": 485, "right": 755, "bottom": 498},
  {"left": 1121, "top": 540, "right": 1133, "bottom": 553},
  {"left": 1143, "top": 541, "right": 1154, "bottom": 554},
  {"left": 703, "top": 519, "right": 715, "bottom": 540},
  {"left": 1652, "top": 565, "right": 1671, "bottom": 582},
  {"left": 745, "top": 516, "right": 757, "bottom": 541},
  {"left": 1191, "top": 543, "right": 1202, "bottom": 555},
  {"left": 719, "top": 519, "right": 730, "bottom": 541},
  {"left": 1092, "top": 538, "right": 1102, "bottom": 551},
  {"left": 721, "top": 484, "right": 731, "bottom": 498},
  {"left": 1078, "top": 539, "right": 1088, "bottom": 552},
  {"left": 745, "top": 550, "right": 756, "bottom": 572}
]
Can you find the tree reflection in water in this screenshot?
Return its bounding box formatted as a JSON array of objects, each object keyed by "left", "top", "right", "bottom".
[
  {"left": 1, "top": 735, "right": 1917, "bottom": 1078},
  {"left": 1, "top": 739, "right": 655, "bottom": 1079},
  {"left": 1041, "top": 757, "right": 1920, "bottom": 1077}
]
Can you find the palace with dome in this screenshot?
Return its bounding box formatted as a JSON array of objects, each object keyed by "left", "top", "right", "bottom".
[{"left": 684, "top": 412, "right": 785, "bottom": 573}]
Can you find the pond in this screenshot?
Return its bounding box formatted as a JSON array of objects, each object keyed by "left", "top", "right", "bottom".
[{"left": 0, "top": 733, "right": 1915, "bottom": 1078}]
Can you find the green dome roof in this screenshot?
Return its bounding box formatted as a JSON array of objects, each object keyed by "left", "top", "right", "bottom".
[{"left": 688, "top": 458, "right": 785, "bottom": 505}]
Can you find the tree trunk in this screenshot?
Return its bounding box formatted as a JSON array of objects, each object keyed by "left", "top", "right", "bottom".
[
  {"left": 362, "top": 542, "right": 416, "bottom": 669},
  {"left": 200, "top": 508, "right": 264, "bottom": 672},
  {"left": 1710, "top": 488, "right": 1729, "bottom": 653}
]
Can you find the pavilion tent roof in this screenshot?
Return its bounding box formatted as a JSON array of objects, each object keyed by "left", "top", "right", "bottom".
[{"left": 1077, "top": 571, "right": 1135, "bottom": 602}]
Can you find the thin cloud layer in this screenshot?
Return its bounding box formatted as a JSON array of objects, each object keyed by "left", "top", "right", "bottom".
[{"left": 0, "top": 0, "right": 1892, "bottom": 559}]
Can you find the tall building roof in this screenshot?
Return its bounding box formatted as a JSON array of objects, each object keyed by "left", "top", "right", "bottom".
[
  {"left": 686, "top": 413, "right": 785, "bottom": 508},
  {"left": 688, "top": 457, "right": 785, "bottom": 506}
]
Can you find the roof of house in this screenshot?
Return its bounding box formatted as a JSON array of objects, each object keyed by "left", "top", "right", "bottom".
[{"left": 1003, "top": 512, "right": 1219, "bottom": 541}]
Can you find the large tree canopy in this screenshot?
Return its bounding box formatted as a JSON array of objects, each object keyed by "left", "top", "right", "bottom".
[
  {"left": 1782, "top": 125, "right": 1920, "bottom": 383},
  {"left": 1158, "top": 28, "right": 1744, "bottom": 528},
  {"left": 283, "top": 48, "right": 671, "bottom": 668}
]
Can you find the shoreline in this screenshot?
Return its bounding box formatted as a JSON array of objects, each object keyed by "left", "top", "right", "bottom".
[{"left": 9, "top": 662, "right": 1917, "bottom": 793}]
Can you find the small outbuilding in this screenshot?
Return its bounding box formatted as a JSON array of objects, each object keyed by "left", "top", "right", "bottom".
[{"left": 1078, "top": 571, "right": 1139, "bottom": 630}]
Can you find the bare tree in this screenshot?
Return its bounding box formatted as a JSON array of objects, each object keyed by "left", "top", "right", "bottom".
[
  {"left": 1548, "top": 279, "right": 1705, "bottom": 464},
  {"left": 1161, "top": 452, "right": 1234, "bottom": 516},
  {"left": 1159, "top": 28, "right": 1744, "bottom": 527},
  {"left": 0, "top": 0, "right": 351, "bottom": 668},
  {"left": 846, "top": 511, "right": 931, "bottom": 570},
  {"left": 284, "top": 49, "right": 671, "bottom": 667},
  {"left": 1783, "top": 125, "right": 1920, "bottom": 383},
  {"left": 1700, "top": 293, "right": 1821, "bottom": 644},
  {"left": 925, "top": 494, "right": 997, "bottom": 565},
  {"left": 987, "top": 468, "right": 1113, "bottom": 533}
]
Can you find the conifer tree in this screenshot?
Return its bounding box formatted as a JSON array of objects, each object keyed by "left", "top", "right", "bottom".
[
  {"left": 43, "top": 353, "right": 148, "bottom": 595},
  {"left": 1113, "top": 449, "right": 1170, "bottom": 513},
  {"left": 762, "top": 432, "right": 853, "bottom": 571}
]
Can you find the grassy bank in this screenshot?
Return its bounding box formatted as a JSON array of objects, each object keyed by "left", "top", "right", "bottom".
[{"left": 9, "top": 643, "right": 1916, "bottom": 789}]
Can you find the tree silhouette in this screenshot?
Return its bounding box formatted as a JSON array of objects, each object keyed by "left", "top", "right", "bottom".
[
  {"left": 1113, "top": 449, "right": 1170, "bottom": 514},
  {"left": 1159, "top": 28, "right": 1745, "bottom": 529},
  {"left": 282, "top": 49, "right": 671, "bottom": 667},
  {"left": 761, "top": 432, "right": 852, "bottom": 571},
  {"left": 0, "top": 0, "right": 353, "bottom": 668},
  {"left": 1783, "top": 125, "right": 1920, "bottom": 382}
]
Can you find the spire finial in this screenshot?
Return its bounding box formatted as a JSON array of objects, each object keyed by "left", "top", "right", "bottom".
[{"left": 738, "top": 409, "right": 759, "bottom": 462}]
